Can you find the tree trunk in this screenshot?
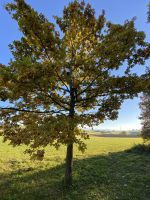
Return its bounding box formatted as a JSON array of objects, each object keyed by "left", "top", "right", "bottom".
[
  {"left": 64, "top": 64, "right": 75, "bottom": 186},
  {"left": 64, "top": 143, "right": 73, "bottom": 186}
]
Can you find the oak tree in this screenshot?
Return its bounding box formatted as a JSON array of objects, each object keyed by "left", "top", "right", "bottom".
[{"left": 0, "top": 0, "right": 147, "bottom": 185}]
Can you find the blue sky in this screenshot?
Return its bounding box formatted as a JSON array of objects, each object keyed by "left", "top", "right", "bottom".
[{"left": 0, "top": 0, "right": 150, "bottom": 130}]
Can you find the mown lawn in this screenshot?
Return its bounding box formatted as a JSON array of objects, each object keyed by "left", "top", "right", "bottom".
[{"left": 0, "top": 136, "right": 150, "bottom": 200}]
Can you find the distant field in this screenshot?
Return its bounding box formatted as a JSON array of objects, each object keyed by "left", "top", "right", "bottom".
[
  {"left": 0, "top": 136, "right": 150, "bottom": 200},
  {"left": 87, "top": 130, "right": 141, "bottom": 137}
]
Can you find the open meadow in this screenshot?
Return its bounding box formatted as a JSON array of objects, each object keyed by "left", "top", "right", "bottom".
[{"left": 0, "top": 136, "right": 150, "bottom": 200}]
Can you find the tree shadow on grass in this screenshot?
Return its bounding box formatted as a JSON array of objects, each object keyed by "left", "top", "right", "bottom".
[{"left": 0, "top": 150, "right": 150, "bottom": 200}]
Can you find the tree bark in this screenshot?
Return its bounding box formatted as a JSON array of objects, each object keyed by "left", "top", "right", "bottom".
[{"left": 64, "top": 143, "right": 73, "bottom": 186}]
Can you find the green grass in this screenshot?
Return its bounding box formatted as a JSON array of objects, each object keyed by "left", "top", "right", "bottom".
[{"left": 0, "top": 136, "right": 150, "bottom": 200}]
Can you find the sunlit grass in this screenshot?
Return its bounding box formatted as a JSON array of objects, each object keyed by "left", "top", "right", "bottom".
[
  {"left": 1, "top": 136, "right": 150, "bottom": 200},
  {"left": 0, "top": 136, "right": 141, "bottom": 172}
]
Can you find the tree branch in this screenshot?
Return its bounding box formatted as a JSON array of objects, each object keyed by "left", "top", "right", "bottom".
[
  {"left": 0, "top": 107, "right": 66, "bottom": 115},
  {"left": 77, "top": 72, "right": 102, "bottom": 97}
]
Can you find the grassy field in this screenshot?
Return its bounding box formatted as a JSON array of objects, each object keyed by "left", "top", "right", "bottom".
[{"left": 0, "top": 136, "right": 150, "bottom": 200}]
